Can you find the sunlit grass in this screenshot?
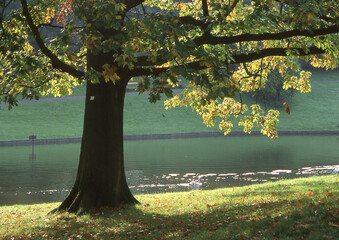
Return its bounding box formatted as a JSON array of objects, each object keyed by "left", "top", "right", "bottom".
[{"left": 0, "top": 175, "right": 338, "bottom": 239}]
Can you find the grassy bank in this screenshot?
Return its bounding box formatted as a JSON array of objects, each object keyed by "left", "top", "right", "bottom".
[
  {"left": 0, "top": 70, "right": 338, "bottom": 141},
  {"left": 0, "top": 175, "right": 338, "bottom": 239}
]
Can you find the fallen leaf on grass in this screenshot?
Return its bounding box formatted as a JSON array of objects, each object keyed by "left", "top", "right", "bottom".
[
  {"left": 296, "top": 223, "right": 310, "bottom": 229},
  {"left": 206, "top": 203, "right": 218, "bottom": 208},
  {"left": 328, "top": 222, "right": 339, "bottom": 228}
]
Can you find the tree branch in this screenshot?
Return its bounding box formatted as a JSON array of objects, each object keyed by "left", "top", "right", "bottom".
[
  {"left": 141, "top": 3, "right": 147, "bottom": 15},
  {"left": 228, "top": 0, "right": 240, "bottom": 17},
  {"left": 20, "top": 0, "right": 84, "bottom": 79},
  {"left": 177, "top": 0, "right": 239, "bottom": 28},
  {"left": 274, "top": 0, "right": 337, "bottom": 23},
  {"left": 134, "top": 55, "right": 168, "bottom": 67},
  {"left": 130, "top": 61, "right": 205, "bottom": 77},
  {"left": 125, "top": 0, "right": 145, "bottom": 13},
  {"left": 202, "top": 0, "right": 209, "bottom": 17},
  {"left": 131, "top": 46, "right": 326, "bottom": 78},
  {"left": 319, "top": 15, "right": 336, "bottom": 24},
  {"left": 194, "top": 24, "right": 339, "bottom": 45},
  {"left": 135, "top": 23, "right": 337, "bottom": 68},
  {"left": 231, "top": 46, "right": 325, "bottom": 64},
  {"left": 178, "top": 16, "right": 205, "bottom": 27},
  {"left": 37, "top": 23, "right": 64, "bottom": 29}
]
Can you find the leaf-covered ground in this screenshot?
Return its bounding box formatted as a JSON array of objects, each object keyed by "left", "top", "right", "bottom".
[{"left": 0, "top": 175, "right": 338, "bottom": 239}]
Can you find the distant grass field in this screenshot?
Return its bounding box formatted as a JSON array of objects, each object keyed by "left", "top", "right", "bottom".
[{"left": 0, "top": 70, "right": 338, "bottom": 141}]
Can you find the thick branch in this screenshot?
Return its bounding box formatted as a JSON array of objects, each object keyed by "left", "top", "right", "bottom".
[
  {"left": 134, "top": 23, "right": 336, "bottom": 67},
  {"left": 194, "top": 24, "right": 339, "bottom": 45},
  {"left": 134, "top": 55, "right": 168, "bottom": 67},
  {"left": 131, "top": 46, "right": 326, "bottom": 77},
  {"left": 20, "top": 0, "right": 84, "bottom": 79}
]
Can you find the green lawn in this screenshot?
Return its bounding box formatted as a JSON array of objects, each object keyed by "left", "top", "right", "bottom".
[
  {"left": 0, "top": 70, "right": 338, "bottom": 141},
  {"left": 0, "top": 175, "right": 338, "bottom": 239}
]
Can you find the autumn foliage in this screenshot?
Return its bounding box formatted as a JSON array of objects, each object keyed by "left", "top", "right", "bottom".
[
  {"left": 56, "top": 0, "right": 73, "bottom": 24},
  {"left": 283, "top": 102, "right": 290, "bottom": 114}
]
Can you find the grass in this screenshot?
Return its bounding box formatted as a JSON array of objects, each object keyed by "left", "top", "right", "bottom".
[
  {"left": 0, "top": 70, "right": 338, "bottom": 141},
  {"left": 0, "top": 175, "right": 338, "bottom": 239}
]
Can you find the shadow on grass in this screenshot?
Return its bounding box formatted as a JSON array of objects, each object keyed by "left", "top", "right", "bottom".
[{"left": 4, "top": 178, "right": 337, "bottom": 240}]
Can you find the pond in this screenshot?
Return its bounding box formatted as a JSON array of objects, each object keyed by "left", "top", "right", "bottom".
[{"left": 0, "top": 135, "right": 338, "bottom": 205}]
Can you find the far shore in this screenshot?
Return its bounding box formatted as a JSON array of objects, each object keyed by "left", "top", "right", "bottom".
[{"left": 1, "top": 130, "right": 339, "bottom": 147}]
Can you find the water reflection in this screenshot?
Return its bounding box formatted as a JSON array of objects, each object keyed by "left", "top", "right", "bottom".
[
  {"left": 0, "top": 135, "right": 338, "bottom": 205},
  {"left": 126, "top": 165, "right": 338, "bottom": 194}
]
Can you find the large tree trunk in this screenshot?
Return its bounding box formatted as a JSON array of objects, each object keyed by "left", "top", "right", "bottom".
[{"left": 55, "top": 68, "right": 138, "bottom": 214}]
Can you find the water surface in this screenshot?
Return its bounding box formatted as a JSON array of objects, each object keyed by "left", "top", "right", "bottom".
[{"left": 0, "top": 135, "right": 338, "bottom": 205}]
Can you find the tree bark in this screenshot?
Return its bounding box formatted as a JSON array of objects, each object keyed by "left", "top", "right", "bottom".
[{"left": 54, "top": 54, "right": 138, "bottom": 213}]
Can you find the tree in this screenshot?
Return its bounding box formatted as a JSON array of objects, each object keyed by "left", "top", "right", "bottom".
[
  {"left": 249, "top": 68, "right": 297, "bottom": 105},
  {"left": 1, "top": 0, "right": 338, "bottom": 213}
]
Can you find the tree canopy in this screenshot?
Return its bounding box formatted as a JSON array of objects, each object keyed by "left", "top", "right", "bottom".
[{"left": 1, "top": 0, "right": 338, "bottom": 138}]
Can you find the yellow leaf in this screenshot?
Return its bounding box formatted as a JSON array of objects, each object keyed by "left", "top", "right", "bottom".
[{"left": 102, "top": 64, "right": 120, "bottom": 84}]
